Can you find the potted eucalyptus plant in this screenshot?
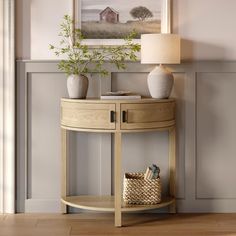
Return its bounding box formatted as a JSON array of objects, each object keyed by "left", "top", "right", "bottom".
[{"left": 49, "top": 15, "right": 140, "bottom": 99}]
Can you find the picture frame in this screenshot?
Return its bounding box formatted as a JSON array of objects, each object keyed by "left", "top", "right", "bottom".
[{"left": 73, "top": 0, "right": 171, "bottom": 46}]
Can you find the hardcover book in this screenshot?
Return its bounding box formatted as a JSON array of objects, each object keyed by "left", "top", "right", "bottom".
[{"left": 101, "top": 91, "right": 141, "bottom": 100}]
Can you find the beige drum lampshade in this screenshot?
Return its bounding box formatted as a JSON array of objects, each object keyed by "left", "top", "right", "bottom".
[{"left": 141, "top": 34, "right": 181, "bottom": 64}]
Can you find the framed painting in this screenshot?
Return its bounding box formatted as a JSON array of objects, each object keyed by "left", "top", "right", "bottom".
[{"left": 73, "top": 0, "right": 171, "bottom": 45}]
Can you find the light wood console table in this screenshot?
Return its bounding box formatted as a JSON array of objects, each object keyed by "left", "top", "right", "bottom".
[{"left": 60, "top": 98, "right": 176, "bottom": 227}]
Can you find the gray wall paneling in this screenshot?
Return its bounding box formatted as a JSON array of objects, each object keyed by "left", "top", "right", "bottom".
[{"left": 17, "top": 61, "right": 236, "bottom": 213}]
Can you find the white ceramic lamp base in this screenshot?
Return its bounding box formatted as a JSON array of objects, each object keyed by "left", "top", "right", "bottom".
[{"left": 147, "top": 65, "right": 174, "bottom": 99}]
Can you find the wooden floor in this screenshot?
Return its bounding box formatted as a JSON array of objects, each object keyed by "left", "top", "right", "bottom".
[{"left": 0, "top": 213, "right": 236, "bottom": 236}]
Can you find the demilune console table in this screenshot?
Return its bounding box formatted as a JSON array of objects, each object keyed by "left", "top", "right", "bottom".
[{"left": 60, "top": 98, "right": 176, "bottom": 227}]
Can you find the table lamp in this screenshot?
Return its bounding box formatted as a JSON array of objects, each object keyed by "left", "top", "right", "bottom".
[{"left": 141, "top": 34, "right": 181, "bottom": 99}]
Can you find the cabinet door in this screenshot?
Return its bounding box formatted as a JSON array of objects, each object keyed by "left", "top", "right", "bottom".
[
  {"left": 120, "top": 102, "right": 175, "bottom": 130},
  {"left": 61, "top": 101, "right": 116, "bottom": 130}
]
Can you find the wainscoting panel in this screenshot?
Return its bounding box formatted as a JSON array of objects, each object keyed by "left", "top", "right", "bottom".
[
  {"left": 197, "top": 72, "right": 236, "bottom": 199},
  {"left": 111, "top": 71, "right": 186, "bottom": 199},
  {"left": 17, "top": 62, "right": 112, "bottom": 212},
  {"left": 28, "top": 73, "right": 66, "bottom": 199},
  {"left": 17, "top": 61, "right": 236, "bottom": 213}
]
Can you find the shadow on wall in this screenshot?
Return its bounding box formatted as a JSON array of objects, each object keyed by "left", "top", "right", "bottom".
[{"left": 181, "top": 39, "right": 227, "bottom": 60}]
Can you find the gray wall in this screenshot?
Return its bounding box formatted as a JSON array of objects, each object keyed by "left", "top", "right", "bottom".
[{"left": 17, "top": 61, "right": 236, "bottom": 213}]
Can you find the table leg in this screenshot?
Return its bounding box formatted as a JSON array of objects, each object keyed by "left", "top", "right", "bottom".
[
  {"left": 61, "top": 128, "right": 68, "bottom": 214},
  {"left": 169, "top": 127, "right": 176, "bottom": 213},
  {"left": 114, "top": 132, "right": 122, "bottom": 227}
]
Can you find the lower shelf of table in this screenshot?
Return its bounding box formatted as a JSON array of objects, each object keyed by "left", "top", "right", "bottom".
[{"left": 61, "top": 195, "right": 175, "bottom": 212}]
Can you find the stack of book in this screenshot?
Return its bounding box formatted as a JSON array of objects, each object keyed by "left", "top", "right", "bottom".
[
  {"left": 101, "top": 91, "right": 141, "bottom": 100},
  {"left": 144, "top": 164, "right": 160, "bottom": 180}
]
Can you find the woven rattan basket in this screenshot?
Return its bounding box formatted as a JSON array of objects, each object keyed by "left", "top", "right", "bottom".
[{"left": 123, "top": 173, "right": 161, "bottom": 205}]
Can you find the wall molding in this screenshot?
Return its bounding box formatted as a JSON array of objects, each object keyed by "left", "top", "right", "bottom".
[
  {"left": 17, "top": 60, "right": 236, "bottom": 213},
  {"left": 17, "top": 60, "right": 187, "bottom": 212},
  {"left": 17, "top": 61, "right": 113, "bottom": 212},
  {"left": 0, "top": 0, "right": 15, "bottom": 213}
]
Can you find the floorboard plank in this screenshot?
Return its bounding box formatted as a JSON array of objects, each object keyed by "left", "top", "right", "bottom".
[{"left": 0, "top": 213, "right": 235, "bottom": 236}]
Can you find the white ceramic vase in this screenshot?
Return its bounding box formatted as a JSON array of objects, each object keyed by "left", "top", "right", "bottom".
[
  {"left": 67, "top": 74, "right": 89, "bottom": 99},
  {"left": 147, "top": 65, "right": 174, "bottom": 99}
]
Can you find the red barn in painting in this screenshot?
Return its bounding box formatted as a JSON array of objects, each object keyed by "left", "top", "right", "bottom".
[{"left": 100, "top": 7, "right": 119, "bottom": 23}]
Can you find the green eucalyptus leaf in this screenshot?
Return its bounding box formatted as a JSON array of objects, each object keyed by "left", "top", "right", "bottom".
[{"left": 49, "top": 15, "right": 140, "bottom": 76}]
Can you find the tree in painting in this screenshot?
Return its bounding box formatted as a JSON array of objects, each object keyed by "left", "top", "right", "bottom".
[{"left": 130, "top": 6, "right": 153, "bottom": 21}]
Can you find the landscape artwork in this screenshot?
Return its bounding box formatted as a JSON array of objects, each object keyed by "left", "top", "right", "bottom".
[{"left": 80, "top": 0, "right": 163, "bottom": 39}]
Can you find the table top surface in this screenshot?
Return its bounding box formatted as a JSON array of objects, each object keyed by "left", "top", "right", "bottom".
[{"left": 61, "top": 97, "right": 175, "bottom": 104}]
